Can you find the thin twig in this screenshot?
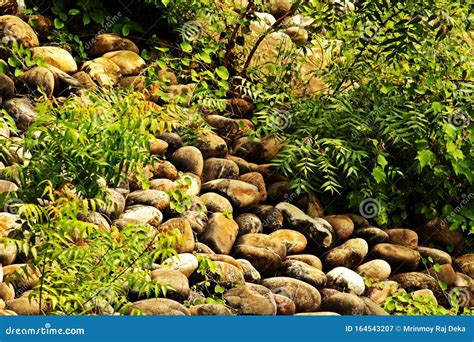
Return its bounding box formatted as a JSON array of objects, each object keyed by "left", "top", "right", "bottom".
[{"left": 241, "top": 1, "right": 302, "bottom": 78}]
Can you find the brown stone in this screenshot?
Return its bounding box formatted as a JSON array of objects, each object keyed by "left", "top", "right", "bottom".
[
  {"left": 0, "top": 15, "right": 39, "bottom": 47},
  {"left": 419, "top": 217, "right": 464, "bottom": 249},
  {"left": 455, "top": 254, "right": 474, "bottom": 278},
  {"left": 366, "top": 281, "right": 400, "bottom": 305},
  {"left": 425, "top": 264, "right": 457, "bottom": 286},
  {"left": 171, "top": 146, "right": 204, "bottom": 177},
  {"left": 213, "top": 261, "right": 245, "bottom": 287},
  {"left": 269, "top": 229, "right": 307, "bottom": 254},
  {"left": 251, "top": 205, "right": 283, "bottom": 232},
  {"left": 151, "top": 268, "right": 190, "bottom": 300},
  {"left": 262, "top": 277, "right": 321, "bottom": 313},
  {"left": 224, "top": 283, "right": 277, "bottom": 315},
  {"left": 159, "top": 218, "right": 195, "bottom": 253},
  {"left": 149, "top": 138, "right": 168, "bottom": 156},
  {"left": 127, "top": 190, "right": 170, "bottom": 211},
  {"left": 386, "top": 228, "right": 418, "bottom": 249},
  {"left": 226, "top": 98, "right": 256, "bottom": 118},
  {"left": 202, "top": 158, "right": 239, "bottom": 183},
  {"left": 324, "top": 238, "right": 368, "bottom": 270},
  {"left": 286, "top": 254, "right": 322, "bottom": 270},
  {"left": 372, "top": 243, "right": 421, "bottom": 272},
  {"left": 189, "top": 304, "right": 233, "bottom": 315},
  {"left": 324, "top": 215, "right": 354, "bottom": 242},
  {"left": 235, "top": 213, "right": 263, "bottom": 236},
  {"left": 150, "top": 160, "right": 178, "bottom": 180},
  {"left": 6, "top": 297, "right": 43, "bottom": 315},
  {"left": 273, "top": 293, "right": 296, "bottom": 315},
  {"left": 196, "top": 132, "right": 228, "bottom": 158},
  {"left": 87, "top": 33, "right": 139, "bottom": 57},
  {"left": 128, "top": 298, "right": 190, "bottom": 316},
  {"left": 390, "top": 272, "right": 442, "bottom": 298},
  {"left": 279, "top": 259, "right": 327, "bottom": 288},
  {"left": 238, "top": 172, "right": 267, "bottom": 202},
  {"left": 202, "top": 179, "right": 261, "bottom": 210},
  {"left": 417, "top": 246, "right": 452, "bottom": 265},
  {"left": 354, "top": 227, "right": 389, "bottom": 246}
]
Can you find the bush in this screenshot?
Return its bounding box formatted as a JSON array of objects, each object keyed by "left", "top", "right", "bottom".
[
  {"left": 8, "top": 89, "right": 178, "bottom": 201},
  {"left": 262, "top": 1, "right": 473, "bottom": 239}
]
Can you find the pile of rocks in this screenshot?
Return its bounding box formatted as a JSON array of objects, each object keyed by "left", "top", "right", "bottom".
[
  {"left": 0, "top": 6, "right": 473, "bottom": 316},
  {"left": 1, "top": 134, "right": 472, "bottom": 315}
]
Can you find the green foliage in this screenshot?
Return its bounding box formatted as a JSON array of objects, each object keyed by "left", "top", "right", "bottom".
[
  {"left": 383, "top": 290, "right": 451, "bottom": 315},
  {"left": 188, "top": 255, "right": 226, "bottom": 306},
  {"left": 8, "top": 89, "right": 178, "bottom": 201},
  {"left": 136, "top": 0, "right": 472, "bottom": 241},
  {"left": 28, "top": 0, "right": 143, "bottom": 61},
  {"left": 47, "top": 29, "right": 88, "bottom": 62},
  {"left": 263, "top": 0, "right": 474, "bottom": 239},
  {"left": 5, "top": 186, "right": 181, "bottom": 315},
  {"left": 0, "top": 40, "right": 45, "bottom": 76},
  {"left": 169, "top": 178, "right": 193, "bottom": 214}
]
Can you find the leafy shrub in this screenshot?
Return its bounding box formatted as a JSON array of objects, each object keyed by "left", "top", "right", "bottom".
[
  {"left": 8, "top": 89, "right": 178, "bottom": 201},
  {"left": 383, "top": 290, "right": 451, "bottom": 315},
  {"left": 0, "top": 40, "right": 45, "bottom": 76},
  {"left": 383, "top": 288, "right": 474, "bottom": 316},
  {"left": 139, "top": 0, "right": 473, "bottom": 241},
  {"left": 24, "top": 0, "right": 472, "bottom": 242},
  {"left": 188, "top": 255, "right": 226, "bottom": 306}
]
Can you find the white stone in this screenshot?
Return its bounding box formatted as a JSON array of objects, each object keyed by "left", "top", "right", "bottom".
[
  {"left": 162, "top": 253, "right": 199, "bottom": 277},
  {"left": 327, "top": 267, "right": 365, "bottom": 295}
]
